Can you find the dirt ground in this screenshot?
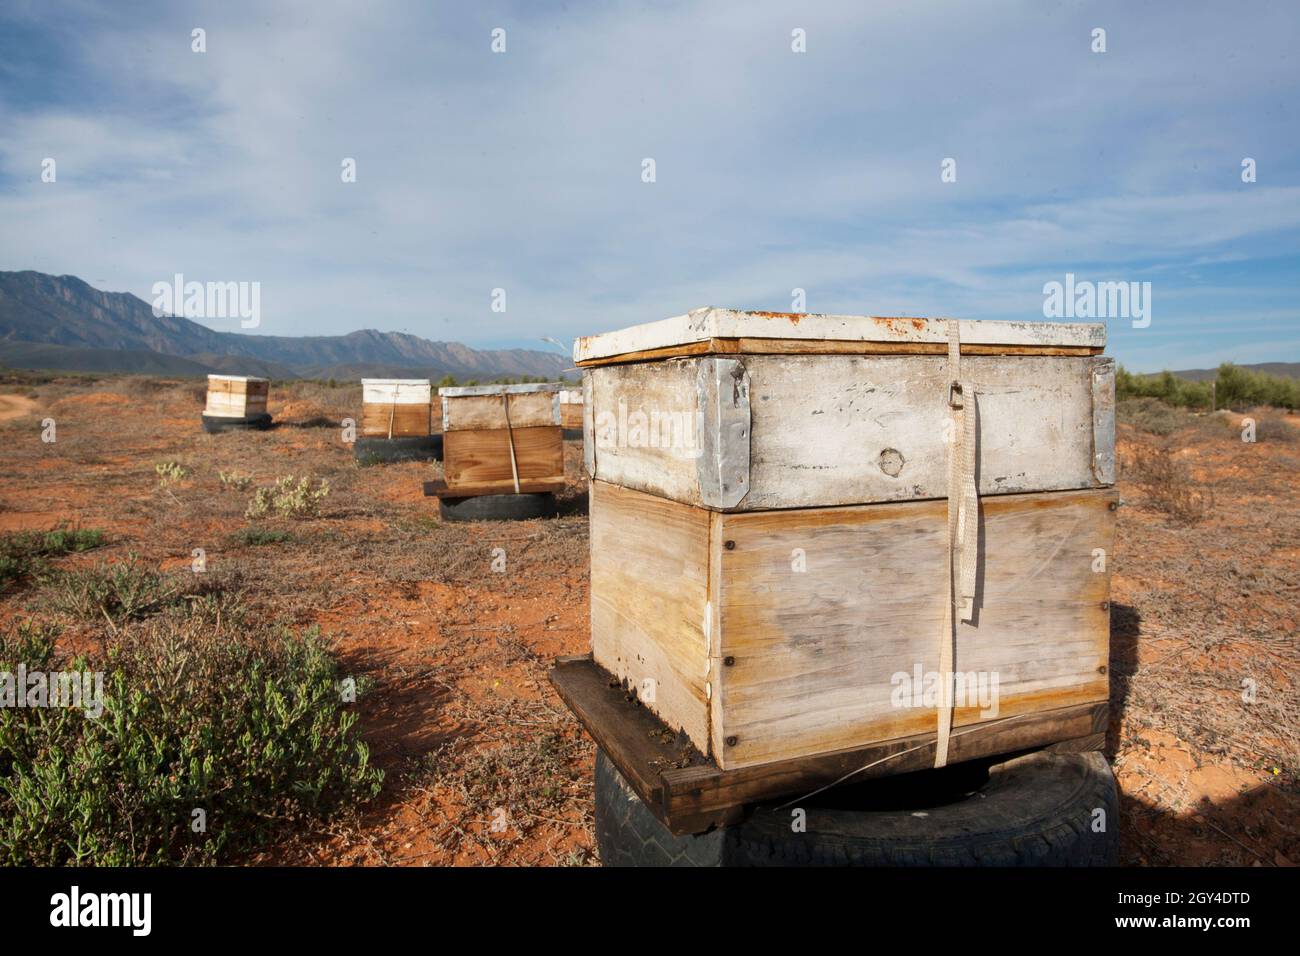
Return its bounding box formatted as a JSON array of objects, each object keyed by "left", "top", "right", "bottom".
[{"left": 0, "top": 374, "right": 1295, "bottom": 866}]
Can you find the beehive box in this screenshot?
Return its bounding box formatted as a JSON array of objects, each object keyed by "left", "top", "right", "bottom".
[
  {"left": 558, "top": 388, "right": 584, "bottom": 432},
  {"left": 437, "top": 383, "right": 564, "bottom": 496},
  {"left": 575, "top": 308, "right": 1116, "bottom": 774},
  {"left": 204, "top": 374, "right": 269, "bottom": 418},
  {"left": 360, "top": 379, "right": 432, "bottom": 438}
]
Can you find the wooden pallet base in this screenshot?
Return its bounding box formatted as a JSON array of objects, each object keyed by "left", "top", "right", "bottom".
[
  {"left": 550, "top": 654, "right": 1108, "bottom": 836},
  {"left": 423, "top": 477, "right": 566, "bottom": 499}
]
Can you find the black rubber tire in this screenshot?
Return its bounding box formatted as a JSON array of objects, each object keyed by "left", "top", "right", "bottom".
[
  {"left": 438, "top": 492, "right": 558, "bottom": 522},
  {"left": 353, "top": 435, "right": 443, "bottom": 463},
  {"left": 595, "top": 748, "right": 1119, "bottom": 867},
  {"left": 595, "top": 750, "right": 728, "bottom": 867},
  {"left": 202, "top": 413, "right": 273, "bottom": 434}
]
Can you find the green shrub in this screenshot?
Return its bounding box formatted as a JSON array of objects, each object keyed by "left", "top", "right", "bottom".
[
  {"left": 246, "top": 476, "right": 330, "bottom": 519},
  {"left": 46, "top": 555, "right": 180, "bottom": 624},
  {"left": 1115, "top": 367, "right": 1213, "bottom": 409},
  {"left": 0, "top": 527, "right": 105, "bottom": 594},
  {"left": 44, "top": 556, "right": 244, "bottom": 627},
  {"left": 1117, "top": 364, "right": 1299, "bottom": 412},
  {"left": 218, "top": 470, "right": 253, "bottom": 491},
  {"left": 1217, "top": 365, "right": 1300, "bottom": 411},
  {"left": 0, "top": 614, "right": 382, "bottom": 865},
  {"left": 237, "top": 527, "right": 292, "bottom": 546},
  {"left": 155, "top": 461, "right": 187, "bottom": 485}
]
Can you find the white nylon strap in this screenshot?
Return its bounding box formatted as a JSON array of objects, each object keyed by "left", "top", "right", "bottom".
[
  {"left": 937, "top": 321, "right": 979, "bottom": 768},
  {"left": 502, "top": 394, "right": 522, "bottom": 494}
]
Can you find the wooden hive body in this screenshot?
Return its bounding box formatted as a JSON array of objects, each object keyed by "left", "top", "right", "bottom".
[
  {"left": 360, "top": 379, "right": 433, "bottom": 438},
  {"left": 437, "top": 383, "right": 564, "bottom": 497},
  {"left": 577, "top": 308, "right": 1116, "bottom": 772},
  {"left": 204, "top": 374, "right": 269, "bottom": 418},
  {"left": 558, "top": 388, "right": 584, "bottom": 431}
]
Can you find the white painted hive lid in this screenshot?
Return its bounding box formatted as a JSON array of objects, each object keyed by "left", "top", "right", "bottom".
[
  {"left": 361, "top": 379, "right": 433, "bottom": 404},
  {"left": 438, "top": 382, "right": 562, "bottom": 398},
  {"left": 573, "top": 307, "right": 1106, "bottom": 363},
  {"left": 207, "top": 374, "right": 269, "bottom": 383}
]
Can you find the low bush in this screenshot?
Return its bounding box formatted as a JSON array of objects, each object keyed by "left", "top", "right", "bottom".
[
  {"left": 246, "top": 476, "right": 330, "bottom": 519},
  {"left": 236, "top": 527, "right": 293, "bottom": 546},
  {"left": 1117, "top": 364, "right": 1300, "bottom": 411},
  {"left": 218, "top": 470, "right": 253, "bottom": 491},
  {"left": 0, "top": 610, "right": 382, "bottom": 865},
  {"left": 0, "top": 527, "right": 105, "bottom": 594},
  {"left": 155, "top": 461, "right": 187, "bottom": 485},
  {"left": 1243, "top": 409, "right": 1299, "bottom": 444},
  {"left": 1117, "top": 397, "right": 1196, "bottom": 436},
  {"left": 1124, "top": 443, "right": 1214, "bottom": 524}
]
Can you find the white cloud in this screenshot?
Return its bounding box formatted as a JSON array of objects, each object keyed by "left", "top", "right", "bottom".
[{"left": 0, "top": 0, "right": 1296, "bottom": 371}]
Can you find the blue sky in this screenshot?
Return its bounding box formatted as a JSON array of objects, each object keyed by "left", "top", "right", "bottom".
[{"left": 0, "top": 0, "right": 1297, "bottom": 371}]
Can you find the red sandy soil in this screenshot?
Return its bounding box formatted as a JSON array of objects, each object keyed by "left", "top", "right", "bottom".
[{"left": 0, "top": 377, "right": 1295, "bottom": 866}]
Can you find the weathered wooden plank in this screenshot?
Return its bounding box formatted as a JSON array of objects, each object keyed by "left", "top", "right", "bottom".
[
  {"left": 660, "top": 700, "right": 1109, "bottom": 833},
  {"left": 575, "top": 308, "right": 1106, "bottom": 364},
  {"left": 551, "top": 654, "right": 1108, "bottom": 836},
  {"left": 360, "top": 403, "right": 431, "bottom": 438},
  {"left": 442, "top": 391, "right": 559, "bottom": 431},
  {"left": 590, "top": 481, "right": 713, "bottom": 752},
  {"left": 586, "top": 353, "right": 1110, "bottom": 510},
  {"left": 548, "top": 655, "right": 728, "bottom": 833},
  {"left": 361, "top": 379, "right": 431, "bottom": 405},
  {"left": 561, "top": 403, "right": 584, "bottom": 430},
  {"left": 577, "top": 337, "right": 1103, "bottom": 368},
  {"left": 442, "top": 426, "right": 564, "bottom": 493},
  {"left": 587, "top": 360, "right": 702, "bottom": 504},
  {"left": 713, "top": 487, "right": 1116, "bottom": 769}
]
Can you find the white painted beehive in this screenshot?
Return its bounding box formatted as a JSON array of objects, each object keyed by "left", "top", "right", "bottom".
[{"left": 360, "top": 378, "right": 433, "bottom": 438}]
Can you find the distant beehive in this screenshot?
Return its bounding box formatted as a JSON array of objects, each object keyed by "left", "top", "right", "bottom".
[
  {"left": 438, "top": 383, "right": 563, "bottom": 496},
  {"left": 204, "top": 375, "right": 269, "bottom": 418},
  {"left": 360, "top": 379, "right": 433, "bottom": 438},
  {"left": 558, "top": 387, "right": 584, "bottom": 431}
]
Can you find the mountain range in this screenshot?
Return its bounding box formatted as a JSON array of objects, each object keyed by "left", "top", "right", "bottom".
[
  {"left": 0, "top": 271, "right": 573, "bottom": 381},
  {"left": 2, "top": 271, "right": 1295, "bottom": 384}
]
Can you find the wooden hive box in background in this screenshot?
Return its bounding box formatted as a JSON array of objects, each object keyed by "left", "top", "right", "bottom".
[
  {"left": 360, "top": 379, "right": 432, "bottom": 438},
  {"left": 204, "top": 374, "right": 269, "bottom": 418},
  {"left": 438, "top": 383, "right": 564, "bottom": 496},
  {"left": 572, "top": 308, "right": 1117, "bottom": 775},
  {"left": 558, "top": 387, "right": 584, "bottom": 431}
]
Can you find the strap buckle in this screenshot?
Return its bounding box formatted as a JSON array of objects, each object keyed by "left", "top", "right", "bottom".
[{"left": 947, "top": 381, "right": 964, "bottom": 409}]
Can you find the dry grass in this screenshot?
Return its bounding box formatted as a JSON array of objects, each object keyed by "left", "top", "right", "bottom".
[
  {"left": 1118, "top": 397, "right": 1198, "bottom": 436},
  {"left": 1122, "top": 441, "right": 1214, "bottom": 524},
  {"left": 2, "top": 373, "right": 1295, "bottom": 867}
]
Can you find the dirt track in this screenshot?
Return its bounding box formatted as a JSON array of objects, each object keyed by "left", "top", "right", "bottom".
[{"left": 0, "top": 394, "right": 37, "bottom": 422}]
